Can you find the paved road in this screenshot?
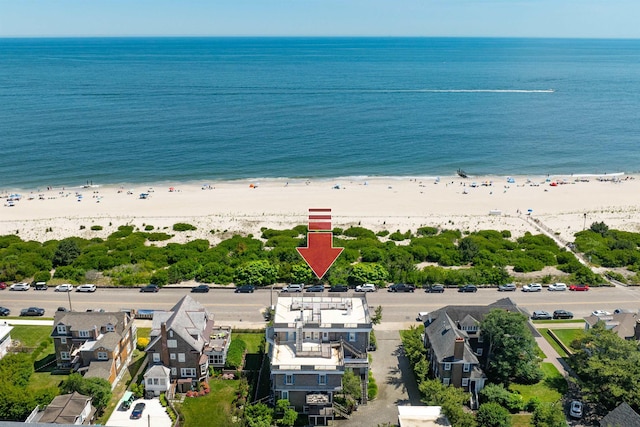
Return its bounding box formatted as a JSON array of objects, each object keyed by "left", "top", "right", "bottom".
[{"left": 2, "top": 285, "right": 640, "bottom": 325}]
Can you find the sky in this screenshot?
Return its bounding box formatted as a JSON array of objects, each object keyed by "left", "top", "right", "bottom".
[{"left": 1, "top": 0, "right": 639, "bottom": 38}]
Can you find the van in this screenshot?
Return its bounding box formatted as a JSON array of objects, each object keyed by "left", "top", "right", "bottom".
[
  {"left": 120, "top": 391, "right": 135, "bottom": 411},
  {"left": 282, "top": 284, "right": 303, "bottom": 293}
]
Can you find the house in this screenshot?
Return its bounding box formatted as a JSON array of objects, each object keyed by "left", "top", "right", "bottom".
[
  {"left": 600, "top": 402, "right": 640, "bottom": 427},
  {"left": 421, "top": 298, "right": 521, "bottom": 406},
  {"left": 28, "top": 392, "right": 95, "bottom": 425},
  {"left": 51, "top": 311, "right": 136, "bottom": 386},
  {"left": 584, "top": 312, "right": 640, "bottom": 340},
  {"left": 145, "top": 295, "right": 232, "bottom": 392},
  {"left": 0, "top": 321, "right": 13, "bottom": 360},
  {"left": 266, "top": 294, "right": 373, "bottom": 426},
  {"left": 144, "top": 364, "right": 171, "bottom": 397}
]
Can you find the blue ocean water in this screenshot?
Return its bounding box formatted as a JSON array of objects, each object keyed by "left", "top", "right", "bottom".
[{"left": 1, "top": 37, "right": 640, "bottom": 189}]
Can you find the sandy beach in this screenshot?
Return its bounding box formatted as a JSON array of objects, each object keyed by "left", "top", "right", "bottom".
[{"left": 2, "top": 174, "right": 639, "bottom": 244}]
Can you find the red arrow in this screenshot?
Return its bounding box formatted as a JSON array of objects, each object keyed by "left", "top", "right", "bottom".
[{"left": 297, "top": 232, "right": 343, "bottom": 279}]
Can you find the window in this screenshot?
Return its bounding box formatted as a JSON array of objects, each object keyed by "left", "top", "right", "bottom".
[
  {"left": 170, "top": 353, "right": 176, "bottom": 360},
  {"left": 318, "top": 374, "right": 327, "bottom": 385},
  {"left": 160, "top": 379, "right": 165, "bottom": 386},
  {"left": 209, "top": 354, "right": 224, "bottom": 365},
  {"left": 444, "top": 363, "right": 451, "bottom": 371},
  {"left": 97, "top": 351, "right": 108, "bottom": 360},
  {"left": 476, "top": 348, "right": 483, "bottom": 356},
  {"left": 60, "top": 337, "right": 67, "bottom": 344},
  {"left": 181, "top": 368, "right": 196, "bottom": 378},
  {"left": 171, "top": 367, "right": 177, "bottom": 376},
  {"left": 61, "top": 351, "right": 70, "bottom": 360},
  {"left": 106, "top": 324, "right": 115, "bottom": 332},
  {"left": 147, "top": 378, "right": 153, "bottom": 385},
  {"left": 152, "top": 353, "right": 160, "bottom": 363},
  {"left": 56, "top": 325, "right": 66, "bottom": 334},
  {"left": 463, "top": 363, "right": 470, "bottom": 372},
  {"left": 462, "top": 378, "right": 469, "bottom": 387},
  {"left": 178, "top": 353, "right": 185, "bottom": 362},
  {"left": 348, "top": 332, "right": 356, "bottom": 342},
  {"left": 167, "top": 339, "right": 177, "bottom": 348},
  {"left": 478, "top": 334, "right": 484, "bottom": 343},
  {"left": 443, "top": 378, "right": 450, "bottom": 386},
  {"left": 285, "top": 374, "right": 294, "bottom": 385},
  {"left": 79, "top": 330, "right": 90, "bottom": 338},
  {"left": 154, "top": 378, "right": 159, "bottom": 385},
  {"left": 201, "top": 363, "right": 208, "bottom": 375},
  {"left": 281, "top": 391, "right": 289, "bottom": 401},
  {"left": 169, "top": 330, "right": 174, "bottom": 338}
]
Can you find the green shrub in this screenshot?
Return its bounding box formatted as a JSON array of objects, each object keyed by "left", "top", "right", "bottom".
[
  {"left": 144, "top": 225, "right": 154, "bottom": 231},
  {"left": 173, "top": 223, "right": 197, "bottom": 232},
  {"left": 225, "top": 339, "right": 247, "bottom": 370},
  {"left": 90, "top": 225, "right": 103, "bottom": 231},
  {"left": 367, "top": 372, "right": 378, "bottom": 400}
]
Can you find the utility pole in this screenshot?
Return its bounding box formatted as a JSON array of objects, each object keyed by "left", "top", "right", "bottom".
[
  {"left": 583, "top": 213, "right": 587, "bottom": 231},
  {"left": 67, "top": 290, "right": 72, "bottom": 311}
]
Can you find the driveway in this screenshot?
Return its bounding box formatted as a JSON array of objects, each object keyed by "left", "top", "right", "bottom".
[
  {"left": 106, "top": 397, "right": 172, "bottom": 427},
  {"left": 340, "top": 322, "right": 422, "bottom": 426}
]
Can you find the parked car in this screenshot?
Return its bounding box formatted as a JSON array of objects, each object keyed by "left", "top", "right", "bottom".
[
  {"left": 498, "top": 283, "right": 517, "bottom": 292},
  {"left": 570, "top": 284, "right": 590, "bottom": 291},
  {"left": 10, "top": 282, "right": 30, "bottom": 291},
  {"left": 0, "top": 306, "right": 10, "bottom": 316},
  {"left": 388, "top": 283, "right": 415, "bottom": 292},
  {"left": 191, "top": 284, "right": 210, "bottom": 293},
  {"left": 458, "top": 285, "right": 478, "bottom": 293},
  {"left": 130, "top": 402, "right": 146, "bottom": 419},
  {"left": 0, "top": 282, "right": 7, "bottom": 290},
  {"left": 306, "top": 285, "right": 325, "bottom": 292},
  {"left": 328, "top": 284, "right": 349, "bottom": 292},
  {"left": 548, "top": 282, "right": 568, "bottom": 291},
  {"left": 425, "top": 284, "right": 445, "bottom": 293},
  {"left": 522, "top": 283, "right": 542, "bottom": 292},
  {"left": 355, "top": 283, "right": 376, "bottom": 292},
  {"left": 569, "top": 400, "right": 583, "bottom": 419},
  {"left": 553, "top": 309, "right": 574, "bottom": 319},
  {"left": 235, "top": 285, "right": 255, "bottom": 293},
  {"left": 55, "top": 284, "right": 74, "bottom": 292},
  {"left": 140, "top": 284, "right": 160, "bottom": 293},
  {"left": 20, "top": 307, "right": 45, "bottom": 316},
  {"left": 120, "top": 391, "right": 135, "bottom": 411},
  {"left": 531, "top": 310, "right": 553, "bottom": 320},
  {"left": 282, "top": 284, "right": 303, "bottom": 293},
  {"left": 33, "top": 281, "right": 48, "bottom": 290},
  {"left": 591, "top": 310, "right": 612, "bottom": 317},
  {"left": 76, "top": 284, "right": 97, "bottom": 292},
  {"left": 614, "top": 308, "right": 634, "bottom": 314},
  {"left": 57, "top": 306, "right": 69, "bottom": 312}
]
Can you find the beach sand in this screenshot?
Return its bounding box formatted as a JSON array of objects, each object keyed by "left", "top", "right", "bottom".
[{"left": 1, "top": 174, "right": 639, "bottom": 244}]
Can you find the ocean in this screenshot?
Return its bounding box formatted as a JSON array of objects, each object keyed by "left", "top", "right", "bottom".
[{"left": 1, "top": 37, "right": 640, "bottom": 189}]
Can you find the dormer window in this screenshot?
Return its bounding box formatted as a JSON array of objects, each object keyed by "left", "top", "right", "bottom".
[
  {"left": 105, "top": 324, "right": 115, "bottom": 332},
  {"left": 56, "top": 324, "right": 67, "bottom": 334},
  {"left": 79, "top": 330, "right": 90, "bottom": 338}
]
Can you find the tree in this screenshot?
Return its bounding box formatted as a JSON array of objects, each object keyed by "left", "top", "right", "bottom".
[
  {"left": 590, "top": 221, "right": 609, "bottom": 236},
  {"left": 480, "top": 309, "right": 543, "bottom": 385},
  {"left": 348, "top": 263, "right": 388, "bottom": 286},
  {"left": 244, "top": 402, "right": 273, "bottom": 427},
  {"left": 275, "top": 399, "right": 298, "bottom": 426},
  {"left": 479, "top": 383, "right": 523, "bottom": 413},
  {"left": 234, "top": 260, "right": 278, "bottom": 286},
  {"left": 342, "top": 369, "right": 361, "bottom": 401},
  {"left": 371, "top": 305, "right": 383, "bottom": 325},
  {"left": 458, "top": 237, "right": 480, "bottom": 263},
  {"left": 53, "top": 238, "right": 81, "bottom": 267},
  {"left": 61, "top": 373, "right": 112, "bottom": 412},
  {"left": 476, "top": 402, "right": 512, "bottom": 427},
  {"left": 289, "top": 263, "right": 313, "bottom": 284},
  {"left": 532, "top": 402, "right": 567, "bottom": 427}
]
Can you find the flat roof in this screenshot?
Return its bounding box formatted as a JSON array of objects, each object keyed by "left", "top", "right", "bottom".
[
  {"left": 271, "top": 342, "right": 341, "bottom": 370},
  {"left": 274, "top": 295, "right": 370, "bottom": 327}
]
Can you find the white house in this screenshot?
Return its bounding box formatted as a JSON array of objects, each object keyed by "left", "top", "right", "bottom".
[
  {"left": 144, "top": 364, "right": 171, "bottom": 396},
  {"left": 0, "top": 321, "right": 13, "bottom": 360}
]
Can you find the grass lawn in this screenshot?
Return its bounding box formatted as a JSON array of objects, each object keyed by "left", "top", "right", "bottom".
[
  {"left": 179, "top": 379, "right": 239, "bottom": 427},
  {"left": 532, "top": 319, "right": 585, "bottom": 325},
  {"left": 538, "top": 328, "right": 570, "bottom": 358},
  {"left": 234, "top": 332, "right": 264, "bottom": 354},
  {"left": 552, "top": 329, "right": 584, "bottom": 349},
  {"left": 511, "top": 413, "right": 532, "bottom": 427},
  {"left": 10, "top": 325, "right": 54, "bottom": 354},
  {"left": 509, "top": 362, "right": 566, "bottom": 404}
]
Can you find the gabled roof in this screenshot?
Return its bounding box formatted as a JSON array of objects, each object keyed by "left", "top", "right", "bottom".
[
  {"left": 145, "top": 364, "right": 171, "bottom": 378},
  {"left": 585, "top": 313, "right": 639, "bottom": 340},
  {"left": 424, "top": 313, "right": 479, "bottom": 365},
  {"left": 600, "top": 402, "right": 640, "bottom": 427},
  {"left": 51, "top": 311, "right": 129, "bottom": 336},
  {"left": 150, "top": 295, "right": 214, "bottom": 352},
  {"left": 93, "top": 332, "right": 121, "bottom": 352},
  {"left": 38, "top": 392, "right": 92, "bottom": 424},
  {"left": 425, "top": 298, "right": 519, "bottom": 326}
]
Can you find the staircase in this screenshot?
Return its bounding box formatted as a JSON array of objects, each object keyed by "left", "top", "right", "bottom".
[
  {"left": 341, "top": 338, "right": 366, "bottom": 360},
  {"left": 360, "top": 377, "right": 368, "bottom": 405},
  {"left": 332, "top": 401, "right": 351, "bottom": 419}
]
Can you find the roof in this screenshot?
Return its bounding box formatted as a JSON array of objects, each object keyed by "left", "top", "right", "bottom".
[
  {"left": 397, "top": 406, "right": 451, "bottom": 427},
  {"left": 273, "top": 294, "right": 372, "bottom": 328},
  {"left": 37, "top": 392, "right": 92, "bottom": 424},
  {"left": 600, "top": 402, "right": 640, "bottom": 427},
  {"left": 145, "top": 364, "right": 171, "bottom": 378},
  {"left": 94, "top": 332, "right": 121, "bottom": 352},
  {"left": 150, "top": 295, "right": 214, "bottom": 352},
  {"left": 585, "top": 313, "right": 639, "bottom": 340},
  {"left": 0, "top": 321, "right": 13, "bottom": 339},
  {"left": 52, "top": 311, "right": 130, "bottom": 336},
  {"left": 424, "top": 313, "right": 479, "bottom": 366},
  {"left": 85, "top": 360, "right": 113, "bottom": 381}
]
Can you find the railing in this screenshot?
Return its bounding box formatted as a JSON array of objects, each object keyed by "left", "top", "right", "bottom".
[
  {"left": 340, "top": 338, "right": 366, "bottom": 360},
  {"left": 332, "top": 401, "right": 351, "bottom": 419}
]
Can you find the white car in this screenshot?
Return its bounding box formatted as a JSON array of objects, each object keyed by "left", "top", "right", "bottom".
[
  {"left": 355, "top": 283, "right": 376, "bottom": 292},
  {"left": 522, "top": 283, "right": 542, "bottom": 292},
  {"left": 76, "top": 284, "right": 97, "bottom": 292},
  {"left": 10, "top": 282, "right": 30, "bottom": 291},
  {"left": 282, "top": 284, "right": 303, "bottom": 293},
  {"left": 55, "top": 284, "right": 74, "bottom": 292},
  {"left": 592, "top": 310, "right": 612, "bottom": 317},
  {"left": 569, "top": 400, "right": 583, "bottom": 419},
  {"left": 548, "top": 283, "right": 568, "bottom": 291}
]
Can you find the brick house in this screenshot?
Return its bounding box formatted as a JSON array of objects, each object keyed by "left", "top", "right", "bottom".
[
  {"left": 146, "top": 295, "right": 231, "bottom": 392},
  {"left": 266, "top": 295, "right": 373, "bottom": 426},
  {"left": 422, "top": 298, "right": 521, "bottom": 407},
  {"left": 51, "top": 311, "right": 136, "bottom": 385}
]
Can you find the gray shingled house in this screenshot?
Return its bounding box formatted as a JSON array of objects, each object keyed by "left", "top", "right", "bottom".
[
  {"left": 600, "top": 402, "right": 640, "bottom": 427},
  {"left": 422, "top": 298, "right": 521, "bottom": 407},
  {"left": 146, "top": 295, "right": 231, "bottom": 392},
  {"left": 584, "top": 312, "right": 640, "bottom": 340},
  {"left": 51, "top": 311, "right": 136, "bottom": 385}
]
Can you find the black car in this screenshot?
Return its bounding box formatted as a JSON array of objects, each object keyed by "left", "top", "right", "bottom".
[
  {"left": 306, "top": 285, "right": 325, "bottom": 292},
  {"left": 388, "top": 283, "right": 415, "bottom": 293},
  {"left": 425, "top": 284, "right": 445, "bottom": 293},
  {"left": 20, "top": 307, "right": 45, "bottom": 316},
  {"left": 235, "top": 285, "right": 255, "bottom": 293},
  {"left": 140, "top": 284, "right": 160, "bottom": 293},
  {"left": 191, "top": 284, "right": 210, "bottom": 293},
  {"left": 553, "top": 309, "right": 574, "bottom": 319},
  {"left": 328, "top": 284, "right": 349, "bottom": 292},
  {"left": 458, "top": 285, "right": 478, "bottom": 293},
  {"left": 0, "top": 306, "right": 10, "bottom": 316}
]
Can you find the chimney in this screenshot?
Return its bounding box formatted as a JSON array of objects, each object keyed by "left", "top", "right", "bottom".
[
  {"left": 454, "top": 336, "right": 465, "bottom": 360},
  {"left": 160, "top": 322, "right": 170, "bottom": 366}
]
